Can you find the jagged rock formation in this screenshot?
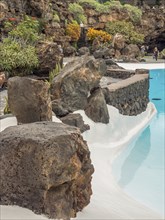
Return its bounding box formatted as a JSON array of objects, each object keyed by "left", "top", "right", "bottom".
[
  {"left": 35, "top": 41, "right": 63, "bottom": 75},
  {"left": 8, "top": 77, "right": 52, "bottom": 124},
  {"left": 60, "top": 113, "right": 90, "bottom": 132},
  {"left": 0, "top": 122, "right": 94, "bottom": 219},
  {"left": 140, "top": 6, "right": 165, "bottom": 51},
  {"left": 51, "top": 55, "right": 106, "bottom": 113},
  {"left": 85, "top": 88, "right": 110, "bottom": 124}
]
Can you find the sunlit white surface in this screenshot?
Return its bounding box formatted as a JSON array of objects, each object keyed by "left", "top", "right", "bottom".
[
  {"left": 117, "top": 62, "right": 165, "bottom": 70},
  {"left": 0, "top": 62, "right": 163, "bottom": 220},
  {"left": 0, "top": 103, "right": 161, "bottom": 220}
]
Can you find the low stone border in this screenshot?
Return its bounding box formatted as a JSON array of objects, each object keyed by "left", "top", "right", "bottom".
[
  {"left": 103, "top": 73, "right": 149, "bottom": 116},
  {"left": 106, "top": 69, "right": 135, "bottom": 79}
]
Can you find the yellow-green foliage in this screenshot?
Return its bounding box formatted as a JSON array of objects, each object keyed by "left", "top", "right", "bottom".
[
  {"left": 49, "top": 63, "right": 61, "bottom": 83},
  {"left": 0, "top": 16, "right": 40, "bottom": 76},
  {"left": 0, "top": 39, "right": 39, "bottom": 75},
  {"left": 66, "top": 21, "right": 81, "bottom": 41},
  {"left": 106, "top": 21, "right": 144, "bottom": 44},
  {"left": 123, "top": 4, "right": 142, "bottom": 23},
  {"left": 68, "top": 3, "right": 87, "bottom": 24},
  {"left": 53, "top": 12, "right": 60, "bottom": 23},
  {"left": 78, "top": 0, "right": 122, "bottom": 13},
  {"left": 9, "top": 15, "right": 40, "bottom": 45},
  {"left": 78, "top": 0, "right": 109, "bottom": 13}
]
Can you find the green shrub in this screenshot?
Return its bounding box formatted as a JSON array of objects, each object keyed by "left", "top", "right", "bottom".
[
  {"left": 79, "top": 0, "right": 122, "bottom": 13},
  {"left": 0, "top": 39, "right": 39, "bottom": 76},
  {"left": 78, "top": 0, "right": 142, "bottom": 23},
  {"left": 104, "top": 1, "right": 122, "bottom": 9},
  {"left": 123, "top": 4, "right": 142, "bottom": 23},
  {"left": 9, "top": 15, "right": 40, "bottom": 45},
  {"left": 78, "top": 0, "right": 109, "bottom": 13},
  {"left": 68, "top": 3, "right": 87, "bottom": 24},
  {"left": 0, "top": 16, "right": 41, "bottom": 76},
  {"left": 53, "top": 13, "right": 60, "bottom": 23},
  {"left": 106, "top": 21, "right": 144, "bottom": 44}
]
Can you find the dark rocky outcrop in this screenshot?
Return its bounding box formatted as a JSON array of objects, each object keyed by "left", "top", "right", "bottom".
[
  {"left": 8, "top": 77, "right": 52, "bottom": 124},
  {"left": 93, "top": 48, "right": 114, "bottom": 59},
  {"left": 135, "top": 69, "right": 149, "bottom": 75},
  {"left": 85, "top": 88, "right": 109, "bottom": 123},
  {"left": 61, "top": 113, "right": 90, "bottom": 133},
  {"left": 0, "top": 122, "right": 94, "bottom": 219},
  {"left": 105, "top": 59, "right": 124, "bottom": 70},
  {"left": 121, "top": 44, "right": 140, "bottom": 59},
  {"left": 103, "top": 73, "right": 149, "bottom": 115},
  {"left": 78, "top": 47, "right": 90, "bottom": 56},
  {"left": 63, "top": 46, "right": 76, "bottom": 57},
  {"left": 51, "top": 55, "right": 106, "bottom": 113},
  {"left": 35, "top": 41, "right": 63, "bottom": 76}
]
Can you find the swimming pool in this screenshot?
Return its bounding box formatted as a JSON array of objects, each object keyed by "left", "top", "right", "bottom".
[{"left": 113, "top": 69, "right": 165, "bottom": 216}]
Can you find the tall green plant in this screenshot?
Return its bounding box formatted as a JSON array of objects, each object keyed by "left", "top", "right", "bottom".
[
  {"left": 68, "top": 3, "right": 87, "bottom": 24},
  {"left": 0, "top": 16, "right": 40, "bottom": 76},
  {"left": 49, "top": 63, "right": 61, "bottom": 83}
]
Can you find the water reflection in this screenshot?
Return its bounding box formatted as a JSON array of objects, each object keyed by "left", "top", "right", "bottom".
[{"left": 118, "top": 126, "right": 151, "bottom": 187}]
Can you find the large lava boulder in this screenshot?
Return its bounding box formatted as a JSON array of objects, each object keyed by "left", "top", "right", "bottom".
[
  {"left": 35, "top": 41, "right": 63, "bottom": 75},
  {"left": 8, "top": 77, "right": 52, "bottom": 124},
  {"left": 51, "top": 55, "right": 106, "bottom": 113},
  {"left": 85, "top": 88, "right": 109, "bottom": 123},
  {"left": 0, "top": 122, "right": 94, "bottom": 219},
  {"left": 121, "top": 44, "right": 140, "bottom": 59}
]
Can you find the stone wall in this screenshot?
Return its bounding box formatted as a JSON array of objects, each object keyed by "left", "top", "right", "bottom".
[
  {"left": 103, "top": 73, "right": 149, "bottom": 115},
  {"left": 106, "top": 69, "right": 135, "bottom": 79}
]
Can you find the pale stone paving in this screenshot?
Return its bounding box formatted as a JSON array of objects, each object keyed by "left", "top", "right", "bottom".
[{"left": 0, "top": 89, "right": 7, "bottom": 115}]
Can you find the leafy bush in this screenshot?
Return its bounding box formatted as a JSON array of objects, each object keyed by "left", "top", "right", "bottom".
[
  {"left": 66, "top": 22, "right": 81, "bottom": 42},
  {"left": 123, "top": 4, "right": 142, "bottom": 23},
  {"left": 78, "top": 0, "right": 109, "bottom": 13},
  {"left": 9, "top": 15, "right": 40, "bottom": 45},
  {"left": 68, "top": 3, "right": 87, "bottom": 24},
  {"left": 106, "top": 21, "right": 144, "bottom": 44},
  {"left": 0, "top": 39, "right": 39, "bottom": 76},
  {"left": 87, "top": 28, "right": 112, "bottom": 42},
  {"left": 53, "top": 11, "right": 60, "bottom": 23},
  {"left": 0, "top": 16, "right": 40, "bottom": 76},
  {"left": 79, "top": 0, "right": 122, "bottom": 13},
  {"left": 104, "top": 1, "right": 122, "bottom": 9}
]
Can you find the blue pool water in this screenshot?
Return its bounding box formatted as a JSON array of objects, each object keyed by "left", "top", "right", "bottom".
[{"left": 113, "top": 69, "right": 165, "bottom": 216}]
